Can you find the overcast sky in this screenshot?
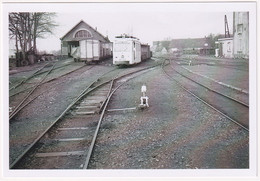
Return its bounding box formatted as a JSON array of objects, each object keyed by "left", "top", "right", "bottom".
[{"left": 6, "top": 3, "right": 237, "bottom": 52}]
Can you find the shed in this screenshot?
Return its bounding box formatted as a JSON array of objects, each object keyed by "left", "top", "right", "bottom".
[
  {"left": 218, "top": 38, "right": 233, "bottom": 58},
  {"left": 60, "top": 20, "right": 110, "bottom": 58}
]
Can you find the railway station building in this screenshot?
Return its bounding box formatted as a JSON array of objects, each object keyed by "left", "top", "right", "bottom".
[{"left": 60, "top": 20, "right": 111, "bottom": 58}]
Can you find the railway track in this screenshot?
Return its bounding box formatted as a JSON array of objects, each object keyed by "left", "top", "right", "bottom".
[
  {"left": 171, "top": 60, "right": 249, "bottom": 106},
  {"left": 175, "top": 58, "right": 248, "bottom": 72},
  {"left": 9, "top": 62, "right": 73, "bottom": 90},
  {"left": 9, "top": 63, "right": 91, "bottom": 120},
  {"left": 161, "top": 59, "right": 249, "bottom": 131},
  {"left": 9, "top": 63, "right": 51, "bottom": 91},
  {"left": 9, "top": 62, "right": 86, "bottom": 97},
  {"left": 9, "top": 63, "right": 57, "bottom": 120},
  {"left": 10, "top": 64, "right": 159, "bottom": 169}
]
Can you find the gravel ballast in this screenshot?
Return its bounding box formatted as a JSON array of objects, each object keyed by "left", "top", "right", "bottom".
[
  {"left": 89, "top": 67, "right": 249, "bottom": 169},
  {"left": 8, "top": 57, "right": 249, "bottom": 169}
]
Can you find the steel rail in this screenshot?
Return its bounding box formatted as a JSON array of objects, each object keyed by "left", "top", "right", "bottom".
[
  {"left": 83, "top": 65, "right": 160, "bottom": 169},
  {"left": 170, "top": 60, "right": 249, "bottom": 107},
  {"left": 9, "top": 67, "right": 119, "bottom": 169},
  {"left": 162, "top": 59, "right": 249, "bottom": 132},
  {"left": 9, "top": 92, "right": 46, "bottom": 120},
  {"left": 9, "top": 63, "right": 51, "bottom": 91},
  {"left": 10, "top": 64, "right": 160, "bottom": 169},
  {"left": 9, "top": 66, "right": 95, "bottom": 120},
  {"left": 83, "top": 79, "right": 115, "bottom": 169},
  {"left": 9, "top": 63, "right": 57, "bottom": 120},
  {"left": 175, "top": 58, "right": 248, "bottom": 72},
  {"left": 9, "top": 64, "right": 89, "bottom": 98}
]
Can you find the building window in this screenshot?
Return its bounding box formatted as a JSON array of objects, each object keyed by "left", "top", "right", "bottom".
[
  {"left": 75, "top": 30, "right": 92, "bottom": 38},
  {"left": 237, "top": 24, "right": 243, "bottom": 34}
]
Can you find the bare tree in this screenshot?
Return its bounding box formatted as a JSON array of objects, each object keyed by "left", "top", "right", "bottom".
[
  {"left": 207, "top": 33, "right": 222, "bottom": 49},
  {"left": 9, "top": 12, "right": 31, "bottom": 65},
  {"left": 32, "top": 12, "right": 57, "bottom": 54},
  {"left": 9, "top": 12, "right": 57, "bottom": 66}
]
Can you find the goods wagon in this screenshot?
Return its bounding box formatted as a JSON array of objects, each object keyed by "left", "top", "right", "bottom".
[
  {"left": 71, "top": 40, "right": 112, "bottom": 64},
  {"left": 113, "top": 35, "right": 151, "bottom": 65},
  {"left": 141, "top": 44, "right": 151, "bottom": 61}
]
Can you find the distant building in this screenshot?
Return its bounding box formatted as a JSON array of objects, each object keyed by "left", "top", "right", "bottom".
[
  {"left": 152, "top": 38, "right": 214, "bottom": 55},
  {"left": 60, "top": 20, "right": 110, "bottom": 57},
  {"left": 161, "top": 47, "right": 168, "bottom": 54},
  {"left": 233, "top": 12, "right": 249, "bottom": 59},
  {"left": 169, "top": 48, "right": 179, "bottom": 53},
  {"left": 172, "top": 38, "right": 214, "bottom": 55}
]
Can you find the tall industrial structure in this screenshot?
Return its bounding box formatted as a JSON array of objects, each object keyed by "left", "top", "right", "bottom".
[
  {"left": 225, "top": 15, "right": 231, "bottom": 38},
  {"left": 233, "top": 12, "right": 249, "bottom": 59}
]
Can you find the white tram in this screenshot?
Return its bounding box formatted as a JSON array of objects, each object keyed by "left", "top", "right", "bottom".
[{"left": 113, "top": 35, "right": 143, "bottom": 65}]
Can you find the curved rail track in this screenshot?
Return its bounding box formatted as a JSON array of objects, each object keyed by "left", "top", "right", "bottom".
[
  {"left": 9, "top": 63, "right": 57, "bottom": 120},
  {"left": 9, "top": 62, "right": 74, "bottom": 91},
  {"left": 161, "top": 59, "right": 249, "bottom": 132},
  {"left": 10, "top": 64, "right": 159, "bottom": 169},
  {"left": 9, "top": 63, "right": 51, "bottom": 91},
  {"left": 171, "top": 60, "right": 249, "bottom": 107},
  {"left": 9, "top": 62, "right": 86, "bottom": 97},
  {"left": 9, "top": 63, "right": 92, "bottom": 120},
  {"left": 175, "top": 58, "right": 248, "bottom": 72}
]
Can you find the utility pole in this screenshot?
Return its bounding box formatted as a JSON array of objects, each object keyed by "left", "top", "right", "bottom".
[{"left": 225, "top": 15, "right": 230, "bottom": 38}]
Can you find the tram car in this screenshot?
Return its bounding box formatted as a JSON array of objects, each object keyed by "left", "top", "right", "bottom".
[
  {"left": 71, "top": 40, "right": 113, "bottom": 64},
  {"left": 113, "top": 34, "right": 151, "bottom": 65}
]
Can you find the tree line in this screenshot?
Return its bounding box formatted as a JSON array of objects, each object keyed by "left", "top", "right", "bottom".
[{"left": 9, "top": 12, "right": 57, "bottom": 66}]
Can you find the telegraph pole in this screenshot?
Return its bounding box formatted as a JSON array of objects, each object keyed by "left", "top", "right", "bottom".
[{"left": 225, "top": 15, "right": 230, "bottom": 38}]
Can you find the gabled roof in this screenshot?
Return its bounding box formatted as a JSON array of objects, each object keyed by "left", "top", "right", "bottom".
[{"left": 60, "top": 20, "right": 109, "bottom": 42}]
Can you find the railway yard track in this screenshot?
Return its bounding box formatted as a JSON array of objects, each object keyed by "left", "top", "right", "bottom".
[
  {"left": 9, "top": 62, "right": 86, "bottom": 98},
  {"left": 8, "top": 57, "right": 250, "bottom": 169},
  {"left": 175, "top": 58, "right": 249, "bottom": 72},
  {"left": 161, "top": 59, "right": 249, "bottom": 131},
  {"left": 9, "top": 62, "right": 90, "bottom": 120},
  {"left": 10, "top": 63, "right": 159, "bottom": 169}
]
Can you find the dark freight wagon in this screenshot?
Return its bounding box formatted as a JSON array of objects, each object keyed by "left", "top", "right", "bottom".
[{"left": 141, "top": 44, "right": 151, "bottom": 60}]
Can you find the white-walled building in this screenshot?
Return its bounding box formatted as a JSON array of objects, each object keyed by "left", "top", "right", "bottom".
[
  {"left": 216, "top": 12, "right": 249, "bottom": 59},
  {"left": 233, "top": 12, "right": 249, "bottom": 59},
  {"left": 217, "top": 38, "right": 233, "bottom": 58}
]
